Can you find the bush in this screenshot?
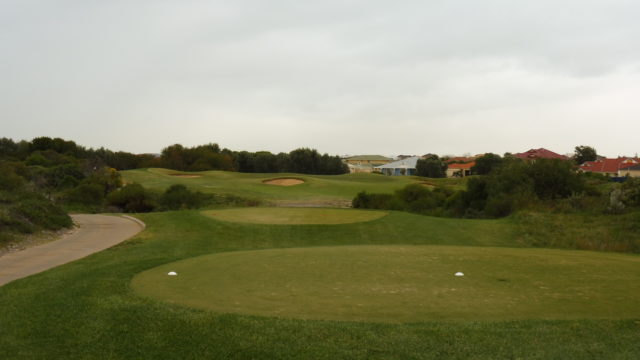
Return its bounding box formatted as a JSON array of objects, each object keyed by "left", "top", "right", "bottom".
[
  {"left": 0, "top": 163, "right": 25, "bottom": 191},
  {"left": 65, "top": 183, "right": 105, "bottom": 207},
  {"left": 395, "top": 184, "right": 447, "bottom": 214},
  {"left": 484, "top": 194, "right": 515, "bottom": 218},
  {"left": 527, "top": 159, "right": 585, "bottom": 199},
  {"left": 352, "top": 191, "right": 396, "bottom": 209},
  {"left": 0, "top": 190, "right": 72, "bottom": 234},
  {"left": 620, "top": 178, "right": 640, "bottom": 207},
  {"left": 159, "top": 184, "right": 209, "bottom": 210},
  {"left": 106, "top": 183, "right": 155, "bottom": 213}
]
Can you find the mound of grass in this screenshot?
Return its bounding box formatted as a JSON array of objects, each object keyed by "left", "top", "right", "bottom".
[
  {"left": 514, "top": 211, "right": 640, "bottom": 253},
  {"left": 202, "top": 208, "right": 387, "bottom": 225},
  {"left": 1, "top": 210, "right": 639, "bottom": 359},
  {"left": 132, "top": 245, "right": 640, "bottom": 322}
]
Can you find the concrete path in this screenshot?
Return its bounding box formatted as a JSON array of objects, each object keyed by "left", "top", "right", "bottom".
[{"left": 0, "top": 214, "right": 144, "bottom": 287}]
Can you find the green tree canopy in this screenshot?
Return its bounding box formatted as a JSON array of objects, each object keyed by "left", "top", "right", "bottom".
[
  {"left": 416, "top": 156, "right": 447, "bottom": 178},
  {"left": 573, "top": 145, "right": 598, "bottom": 165},
  {"left": 471, "top": 153, "right": 503, "bottom": 175}
]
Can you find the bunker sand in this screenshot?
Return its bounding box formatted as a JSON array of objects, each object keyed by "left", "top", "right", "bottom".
[{"left": 169, "top": 174, "right": 202, "bottom": 178}]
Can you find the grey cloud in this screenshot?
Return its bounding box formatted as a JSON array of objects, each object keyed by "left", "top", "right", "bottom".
[{"left": 1, "top": 1, "right": 639, "bottom": 155}]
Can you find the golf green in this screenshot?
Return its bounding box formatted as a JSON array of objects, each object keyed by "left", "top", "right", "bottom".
[
  {"left": 131, "top": 245, "right": 640, "bottom": 322},
  {"left": 202, "top": 208, "right": 388, "bottom": 224}
]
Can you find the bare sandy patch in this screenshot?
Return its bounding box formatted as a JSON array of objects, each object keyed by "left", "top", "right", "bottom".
[
  {"left": 421, "top": 182, "right": 435, "bottom": 189},
  {"left": 263, "top": 178, "right": 304, "bottom": 186},
  {"left": 169, "top": 174, "right": 202, "bottom": 178}
]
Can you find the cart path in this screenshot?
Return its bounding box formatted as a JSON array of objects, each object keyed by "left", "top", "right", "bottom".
[{"left": 0, "top": 214, "right": 144, "bottom": 287}]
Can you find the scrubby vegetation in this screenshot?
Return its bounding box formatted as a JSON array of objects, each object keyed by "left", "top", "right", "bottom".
[
  {"left": 104, "top": 183, "right": 258, "bottom": 213},
  {"left": 354, "top": 158, "right": 596, "bottom": 218},
  {"left": 354, "top": 157, "right": 640, "bottom": 253},
  {"left": 0, "top": 136, "right": 350, "bottom": 236},
  {"left": 0, "top": 162, "right": 72, "bottom": 245}
]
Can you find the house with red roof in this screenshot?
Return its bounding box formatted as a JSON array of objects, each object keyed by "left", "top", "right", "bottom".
[
  {"left": 619, "top": 164, "right": 640, "bottom": 178},
  {"left": 445, "top": 156, "right": 477, "bottom": 164},
  {"left": 513, "top": 148, "right": 569, "bottom": 161},
  {"left": 579, "top": 157, "right": 639, "bottom": 177},
  {"left": 446, "top": 162, "right": 475, "bottom": 178}
]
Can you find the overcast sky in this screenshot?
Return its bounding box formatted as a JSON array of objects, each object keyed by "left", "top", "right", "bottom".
[{"left": 2, "top": 1, "right": 639, "bottom": 157}]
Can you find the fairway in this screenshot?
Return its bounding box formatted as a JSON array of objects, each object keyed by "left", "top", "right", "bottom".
[
  {"left": 202, "top": 208, "right": 388, "bottom": 224},
  {"left": 120, "top": 168, "right": 429, "bottom": 205},
  {"left": 132, "top": 245, "right": 640, "bottom": 323}
]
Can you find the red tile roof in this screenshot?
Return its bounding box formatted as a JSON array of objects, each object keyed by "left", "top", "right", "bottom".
[
  {"left": 513, "top": 148, "right": 569, "bottom": 160},
  {"left": 579, "top": 158, "right": 639, "bottom": 174},
  {"left": 448, "top": 162, "right": 475, "bottom": 170}
]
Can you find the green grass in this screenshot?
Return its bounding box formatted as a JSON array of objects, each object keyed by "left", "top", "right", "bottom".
[
  {"left": 202, "top": 207, "right": 388, "bottom": 224},
  {"left": 1, "top": 209, "right": 639, "bottom": 359},
  {"left": 132, "top": 245, "right": 640, "bottom": 323},
  {"left": 120, "top": 168, "right": 425, "bottom": 205},
  {"left": 514, "top": 211, "right": 640, "bottom": 253}
]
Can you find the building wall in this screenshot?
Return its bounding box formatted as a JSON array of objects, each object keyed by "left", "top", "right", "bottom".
[
  {"left": 345, "top": 159, "right": 391, "bottom": 166},
  {"left": 619, "top": 169, "right": 640, "bottom": 178},
  {"left": 347, "top": 164, "right": 375, "bottom": 173},
  {"left": 446, "top": 168, "right": 471, "bottom": 178}
]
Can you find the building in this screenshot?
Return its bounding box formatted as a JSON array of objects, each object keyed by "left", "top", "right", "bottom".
[
  {"left": 446, "top": 162, "right": 475, "bottom": 178},
  {"left": 374, "top": 156, "right": 421, "bottom": 176},
  {"left": 343, "top": 155, "right": 393, "bottom": 173},
  {"left": 513, "top": 148, "right": 569, "bottom": 161},
  {"left": 619, "top": 164, "right": 640, "bottom": 178},
  {"left": 580, "top": 157, "right": 639, "bottom": 177}
]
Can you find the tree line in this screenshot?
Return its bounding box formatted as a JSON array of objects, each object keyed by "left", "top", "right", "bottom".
[
  {"left": 0, "top": 137, "right": 348, "bottom": 175},
  {"left": 0, "top": 136, "right": 349, "bottom": 237}
]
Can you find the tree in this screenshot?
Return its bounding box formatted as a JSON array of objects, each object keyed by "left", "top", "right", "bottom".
[
  {"left": 527, "top": 159, "right": 585, "bottom": 199},
  {"left": 416, "top": 156, "right": 447, "bottom": 178},
  {"left": 471, "top": 153, "right": 503, "bottom": 175},
  {"left": 573, "top": 145, "right": 597, "bottom": 165}
]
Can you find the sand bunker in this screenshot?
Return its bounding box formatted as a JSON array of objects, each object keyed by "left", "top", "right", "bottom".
[
  {"left": 169, "top": 174, "right": 202, "bottom": 178},
  {"left": 263, "top": 178, "right": 304, "bottom": 186}
]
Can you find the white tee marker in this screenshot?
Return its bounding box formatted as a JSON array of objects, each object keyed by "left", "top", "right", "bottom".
[
  {"left": 168, "top": 271, "right": 178, "bottom": 276},
  {"left": 454, "top": 272, "right": 464, "bottom": 277}
]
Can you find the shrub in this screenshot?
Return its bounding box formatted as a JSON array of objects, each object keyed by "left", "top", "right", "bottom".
[
  {"left": 352, "top": 191, "right": 396, "bottom": 209},
  {"left": 0, "top": 190, "right": 72, "bottom": 234},
  {"left": 527, "top": 159, "right": 585, "bottom": 199},
  {"left": 395, "top": 184, "right": 446, "bottom": 214},
  {"left": 0, "top": 163, "right": 25, "bottom": 191},
  {"left": 106, "top": 183, "right": 155, "bottom": 213},
  {"left": 65, "top": 183, "right": 105, "bottom": 207},
  {"left": 620, "top": 178, "right": 640, "bottom": 207},
  {"left": 159, "top": 184, "right": 208, "bottom": 210}
]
